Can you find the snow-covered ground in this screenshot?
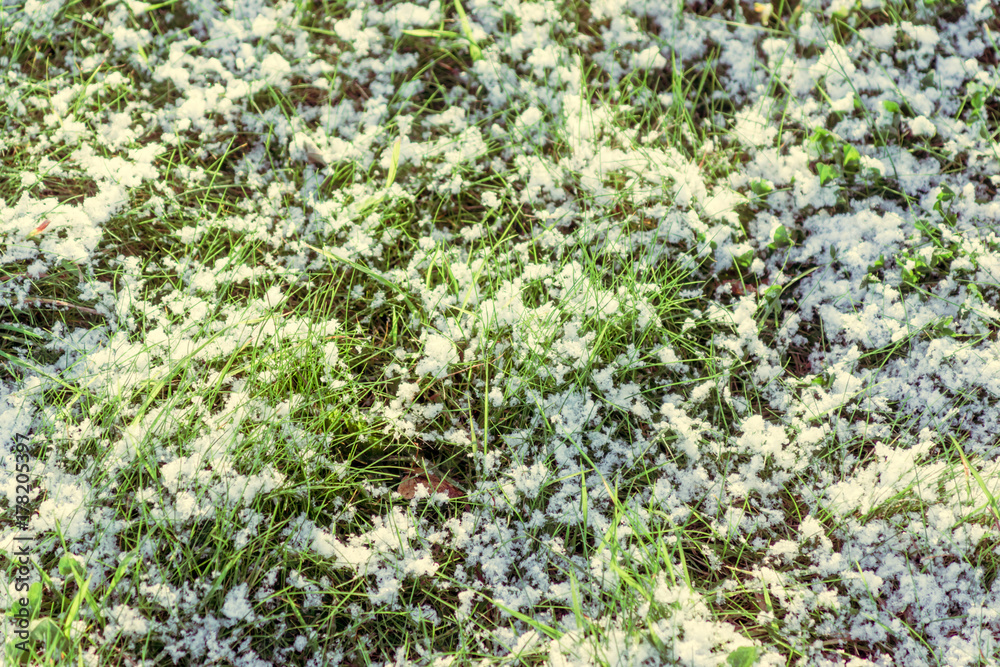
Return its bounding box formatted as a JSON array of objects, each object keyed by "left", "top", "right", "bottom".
[{"left": 2, "top": 0, "right": 1000, "bottom": 665}]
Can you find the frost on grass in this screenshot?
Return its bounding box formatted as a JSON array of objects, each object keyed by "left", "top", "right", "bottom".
[{"left": 2, "top": 0, "right": 1000, "bottom": 666}]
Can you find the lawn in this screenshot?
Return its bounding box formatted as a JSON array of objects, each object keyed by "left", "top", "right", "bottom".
[{"left": 1, "top": 0, "right": 999, "bottom": 665}]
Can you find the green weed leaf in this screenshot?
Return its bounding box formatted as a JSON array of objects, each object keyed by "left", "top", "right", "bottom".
[
  {"left": 27, "top": 581, "right": 43, "bottom": 616},
  {"left": 735, "top": 249, "right": 754, "bottom": 269},
  {"left": 817, "top": 163, "right": 837, "bottom": 185},
  {"left": 727, "top": 645, "right": 758, "bottom": 667},
  {"left": 402, "top": 29, "right": 460, "bottom": 38},
  {"left": 58, "top": 555, "right": 85, "bottom": 579},
  {"left": 842, "top": 145, "right": 861, "bottom": 169},
  {"left": 750, "top": 179, "right": 773, "bottom": 196},
  {"left": 769, "top": 225, "right": 791, "bottom": 248},
  {"left": 29, "top": 617, "right": 66, "bottom": 647},
  {"left": 358, "top": 137, "right": 403, "bottom": 212},
  {"left": 453, "top": 0, "right": 482, "bottom": 61}
]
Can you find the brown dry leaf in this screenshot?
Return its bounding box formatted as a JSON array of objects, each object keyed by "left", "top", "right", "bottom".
[
  {"left": 398, "top": 472, "right": 463, "bottom": 499},
  {"left": 299, "top": 136, "right": 326, "bottom": 166},
  {"left": 27, "top": 218, "right": 51, "bottom": 239}
]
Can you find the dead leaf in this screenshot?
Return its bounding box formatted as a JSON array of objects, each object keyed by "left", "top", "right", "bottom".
[
  {"left": 298, "top": 136, "right": 326, "bottom": 166},
  {"left": 399, "top": 472, "right": 463, "bottom": 499},
  {"left": 27, "top": 219, "right": 51, "bottom": 239}
]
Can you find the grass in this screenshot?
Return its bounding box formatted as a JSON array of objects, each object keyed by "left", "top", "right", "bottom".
[{"left": 2, "top": 0, "right": 1000, "bottom": 665}]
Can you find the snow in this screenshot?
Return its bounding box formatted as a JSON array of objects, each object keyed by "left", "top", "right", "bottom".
[{"left": 3, "top": 0, "right": 1000, "bottom": 664}]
